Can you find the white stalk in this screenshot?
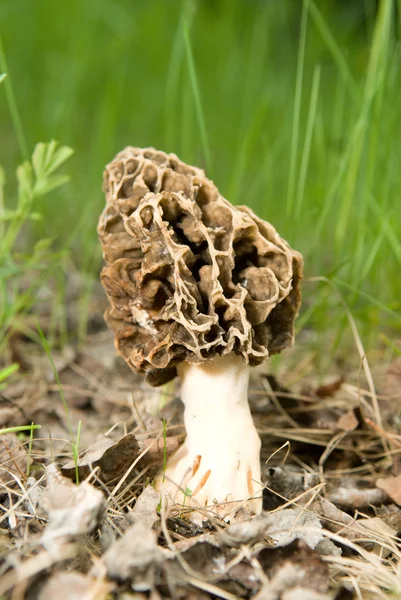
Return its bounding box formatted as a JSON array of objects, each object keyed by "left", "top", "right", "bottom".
[{"left": 156, "top": 354, "right": 263, "bottom": 521}]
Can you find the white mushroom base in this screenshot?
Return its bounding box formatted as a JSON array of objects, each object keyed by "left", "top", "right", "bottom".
[{"left": 155, "top": 354, "right": 263, "bottom": 522}]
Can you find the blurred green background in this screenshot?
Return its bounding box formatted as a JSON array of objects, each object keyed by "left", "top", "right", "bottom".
[{"left": 1, "top": 0, "right": 400, "bottom": 357}]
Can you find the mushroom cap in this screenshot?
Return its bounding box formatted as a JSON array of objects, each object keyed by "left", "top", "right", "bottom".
[{"left": 98, "top": 147, "right": 303, "bottom": 386}]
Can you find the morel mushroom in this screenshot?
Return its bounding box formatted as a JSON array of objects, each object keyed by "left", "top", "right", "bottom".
[{"left": 98, "top": 147, "right": 303, "bottom": 520}]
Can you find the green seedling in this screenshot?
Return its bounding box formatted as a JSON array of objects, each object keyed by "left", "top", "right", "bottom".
[{"left": 37, "top": 323, "right": 81, "bottom": 484}]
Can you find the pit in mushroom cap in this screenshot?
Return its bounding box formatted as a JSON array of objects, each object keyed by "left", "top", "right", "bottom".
[{"left": 98, "top": 147, "right": 303, "bottom": 388}]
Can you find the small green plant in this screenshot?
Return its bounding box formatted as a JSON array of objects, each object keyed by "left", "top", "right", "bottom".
[
  {"left": 37, "top": 322, "right": 81, "bottom": 484},
  {"left": 181, "top": 486, "right": 192, "bottom": 511},
  {"left": 0, "top": 141, "right": 73, "bottom": 350}
]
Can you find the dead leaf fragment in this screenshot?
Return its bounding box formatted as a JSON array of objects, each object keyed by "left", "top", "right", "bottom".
[
  {"left": 138, "top": 435, "right": 181, "bottom": 462},
  {"left": 376, "top": 474, "right": 401, "bottom": 505},
  {"left": 374, "top": 503, "right": 401, "bottom": 530},
  {"left": 127, "top": 485, "right": 160, "bottom": 529},
  {"left": 62, "top": 433, "right": 139, "bottom": 483},
  {"left": 218, "top": 508, "right": 323, "bottom": 550},
  {"left": 166, "top": 540, "right": 251, "bottom": 596},
  {"left": 356, "top": 516, "right": 397, "bottom": 557},
  {"left": 313, "top": 496, "right": 358, "bottom": 541},
  {"left": 328, "top": 485, "right": 387, "bottom": 508},
  {"left": 255, "top": 563, "right": 322, "bottom": 600},
  {"left": 314, "top": 538, "right": 342, "bottom": 557},
  {"left": 227, "top": 560, "right": 260, "bottom": 594},
  {"left": 104, "top": 522, "right": 163, "bottom": 589},
  {"left": 268, "top": 508, "right": 323, "bottom": 549},
  {"left": 169, "top": 540, "right": 225, "bottom": 579},
  {"left": 39, "top": 571, "right": 112, "bottom": 600},
  {"left": 315, "top": 376, "right": 344, "bottom": 398},
  {"left": 218, "top": 512, "right": 274, "bottom": 547},
  {"left": 336, "top": 409, "right": 359, "bottom": 432},
  {"left": 258, "top": 540, "right": 329, "bottom": 596},
  {"left": 23, "top": 476, "right": 46, "bottom": 517},
  {"left": 315, "top": 495, "right": 396, "bottom": 555},
  {"left": 40, "top": 464, "right": 105, "bottom": 547}
]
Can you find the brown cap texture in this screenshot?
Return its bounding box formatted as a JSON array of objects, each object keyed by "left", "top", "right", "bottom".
[{"left": 98, "top": 147, "right": 303, "bottom": 386}]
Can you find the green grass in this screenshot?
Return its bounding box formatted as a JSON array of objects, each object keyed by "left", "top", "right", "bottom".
[{"left": 0, "top": 0, "right": 400, "bottom": 355}]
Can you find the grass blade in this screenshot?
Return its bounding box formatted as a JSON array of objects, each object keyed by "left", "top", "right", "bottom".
[
  {"left": 0, "top": 35, "right": 28, "bottom": 160},
  {"left": 295, "top": 63, "right": 321, "bottom": 218},
  {"left": 306, "top": 0, "right": 358, "bottom": 101},
  {"left": 0, "top": 424, "right": 40, "bottom": 435},
  {"left": 286, "top": 0, "right": 308, "bottom": 215},
  {"left": 183, "top": 20, "right": 212, "bottom": 175}
]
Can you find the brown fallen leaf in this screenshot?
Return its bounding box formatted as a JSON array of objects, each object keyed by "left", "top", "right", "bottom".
[
  {"left": 218, "top": 512, "right": 276, "bottom": 547},
  {"left": 127, "top": 484, "right": 160, "bottom": 529},
  {"left": 376, "top": 474, "right": 401, "bottom": 505},
  {"left": 100, "top": 484, "right": 166, "bottom": 590},
  {"left": 268, "top": 508, "right": 323, "bottom": 550},
  {"left": 226, "top": 560, "right": 260, "bottom": 594},
  {"left": 257, "top": 540, "right": 329, "bottom": 596},
  {"left": 356, "top": 516, "right": 398, "bottom": 557},
  {"left": 328, "top": 485, "right": 388, "bottom": 508},
  {"left": 314, "top": 538, "right": 342, "bottom": 557},
  {"left": 62, "top": 433, "right": 139, "bottom": 483},
  {"left": 39, "top": 571, "right": 112, "bottom": 600},
  {"left": 138, "top": 435, "right": 181, "bottom": 462},
  {"left": 103, "top": 521, "right": 164, "bottom": 588},
  {"left": 40, "top": 464, "right": 105, "bottom": 548},
  {"left": 166, "top": 540, "right": 250, "bottom": 596},
  {"left": 218, "top": 508, "right": 323, "bottom": 549},
  {"left": 167, "top": 540, "right": 224, "bottom": 580},
  {"left": 314, "top": 496, "right": 396, "bottom": 556},
  {"left": 336, "top": 409, "right": 359, "bottom": 432},
  {"left": 0, "top": 543, "right": 79, "bottom": 597},
  {"left": 315, "top": 376, "right": 344, "bottom": 399},
  {"left": 313, "top": 496, "right": 358, "bottom": 541},
  {"left": 374, "top": 504, "right": 401, "bottom": 531}
]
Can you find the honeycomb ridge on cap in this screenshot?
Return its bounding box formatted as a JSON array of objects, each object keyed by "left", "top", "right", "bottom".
[{"left": 98, "top": 147, "right": 303, "bottom": 386}]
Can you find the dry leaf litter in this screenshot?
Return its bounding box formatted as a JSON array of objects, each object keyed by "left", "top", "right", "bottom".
[{"left": 2, "top": 273, "right": 401, "bottom": 599}]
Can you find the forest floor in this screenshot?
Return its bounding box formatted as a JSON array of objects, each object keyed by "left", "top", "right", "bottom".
[{"left": 1, "top": 281, "right": 401, "bottom": 600}]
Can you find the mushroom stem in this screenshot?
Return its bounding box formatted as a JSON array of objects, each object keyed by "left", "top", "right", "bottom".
[{"left": 156, "top": 354, "right": 263, "bottom": 521}]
